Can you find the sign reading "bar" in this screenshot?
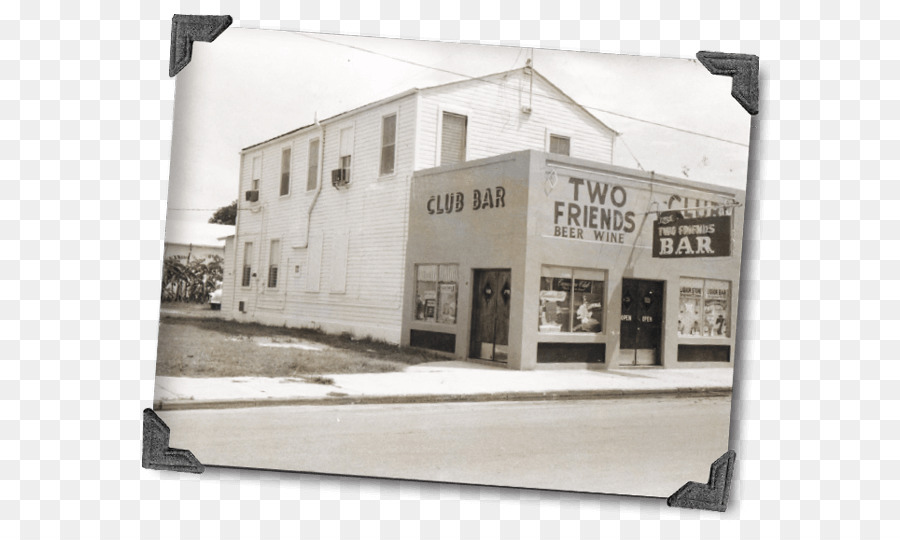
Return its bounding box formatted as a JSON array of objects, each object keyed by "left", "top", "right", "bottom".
[{"left": 653, "top": 213, "right": 731, "bottom": 258}]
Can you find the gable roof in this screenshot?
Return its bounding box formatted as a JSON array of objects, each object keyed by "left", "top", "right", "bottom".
[
  {"left": 242, "top": 67, "right": 618, "bottom": 152},
  {"left": 417, "top": 67, "right": 618, "bottom": 136}
]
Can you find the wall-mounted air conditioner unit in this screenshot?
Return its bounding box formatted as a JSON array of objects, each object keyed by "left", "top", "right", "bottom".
[
  {"left": 245, "top": 190, "right": 259, "bottom": 202},
  {"left": 331, "top": 169, "right": 350, "bottom": 189}
]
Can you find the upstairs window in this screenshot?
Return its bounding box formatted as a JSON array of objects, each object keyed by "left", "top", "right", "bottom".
[
  {"left": 339, "top": 127, "right": 353, "bottom": 180},
  {"left": 306, "top": 138, "right": 319, "bottom": 191},
  {"left": 251, "top": 156, "right": 261, "bottom": 191},
  {"left": 549, "top": 134, "right": 570, "bottom": 156},
  {"left": 440, "top": 112, "right": 467, "bottom": 166},
  {"left": 279, "top": 147, "right": 291, "bottom": 196},
  {"left": 380, "top": 114, "right": 397, "bottom": 175}
]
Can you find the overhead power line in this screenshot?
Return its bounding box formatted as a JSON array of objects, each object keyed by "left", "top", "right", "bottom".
[
  {"left": 618, "top": 137, "right": 645, "bottom": 171},
  {"left": 296, "top": 32, "right": 749, "bottom": 148}
]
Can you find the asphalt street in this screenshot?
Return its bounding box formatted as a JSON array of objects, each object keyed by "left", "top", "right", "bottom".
[{"left": 158, "top": 395, "right": 732, "bottom": 498}]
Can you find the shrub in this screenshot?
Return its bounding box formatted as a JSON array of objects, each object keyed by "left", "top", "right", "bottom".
[{"left": 161, "top": 254, "right": 224, "bottom": 303}]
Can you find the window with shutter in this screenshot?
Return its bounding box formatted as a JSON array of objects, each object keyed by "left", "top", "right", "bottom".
[
  {"left": 380, "top": 114, "right": 396, "bottom": 175},
  {"left": 441, "top": 112, "right": 467, "bottom": 166},
  {"left": 242, "top": 242, "right": 253, "bottom": 287},
  {"left": 306, "top": 138, "right": 319, "bottom": 191},
  {"left": 251, "top": 156, "right": 261, "bottom": 191},
  {"left": 280, "top": 148, "right": 291, "bottom": 196},
  {"left": 339, "top": 127, "right": 353, "bottom": 182},
  {"left": 268, "top": 239, "right": 280, "bottom": 288}
]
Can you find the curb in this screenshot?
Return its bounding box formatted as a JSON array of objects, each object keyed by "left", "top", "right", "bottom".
[{"left": 153, "top": 386, "right": 732, "bottom": 411}]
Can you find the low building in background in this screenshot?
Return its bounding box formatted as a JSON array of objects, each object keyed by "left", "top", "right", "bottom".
[{"left": 163, "top": 220, "right": 235, "bottom": 263}]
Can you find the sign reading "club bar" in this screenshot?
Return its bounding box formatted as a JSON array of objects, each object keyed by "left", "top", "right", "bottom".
[{"left": 653, "top": 213, "right": 731, "bottom": 258}]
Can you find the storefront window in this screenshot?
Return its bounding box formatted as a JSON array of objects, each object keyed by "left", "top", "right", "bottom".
[
  {"left": 415, "top": 264, "right": 458, "bottom": 324},
  {"left": 678, "top": 278, "right": 730, "bottom": 337},
  {"left": 539, "top": 266, "right": 605, "bottom": 333}
]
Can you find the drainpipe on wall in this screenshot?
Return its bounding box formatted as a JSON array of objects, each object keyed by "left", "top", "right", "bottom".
[
  {"left": 293, "top": 124, "right": 326, "bottom": 249},
  {"left": 230, "top": 152, "right": 245, "bottom": 314}
]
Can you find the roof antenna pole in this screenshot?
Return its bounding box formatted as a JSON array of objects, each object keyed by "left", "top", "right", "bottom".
[
  {"left": 527, "top": 50, "right": 534, "bottom": 112},
  {"left": 522, "top": 51, "right": 534, "bottom": 115}
]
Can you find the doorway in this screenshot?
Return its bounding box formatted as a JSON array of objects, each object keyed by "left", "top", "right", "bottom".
[
  {"left": 469, "top": 269, "right": 511, "bottom": 362},
  {"left": 619, "top": 278, "right": 664, "bottom": 366}
]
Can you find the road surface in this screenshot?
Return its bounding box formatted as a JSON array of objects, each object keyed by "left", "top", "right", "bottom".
[{"left": 158, "top": 395, "right": 732, "bottom": 498}]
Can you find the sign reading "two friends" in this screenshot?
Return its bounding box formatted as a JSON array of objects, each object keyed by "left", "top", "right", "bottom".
[{"left": 653, "top": 212, "right": 731, "bottom": 258}]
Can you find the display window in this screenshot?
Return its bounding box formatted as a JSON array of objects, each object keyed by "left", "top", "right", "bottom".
[
  {"left": 538, "top": 266, "right": 605, "bottom": 333},
  {"left": 678, "top": 278, "right": 730, "bottom": 337},
  {"left": 415, "top": 264, "right": 458, "bottom": 324}
]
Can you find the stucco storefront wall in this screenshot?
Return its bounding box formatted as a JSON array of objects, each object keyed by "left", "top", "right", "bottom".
[
  {"left": 404, "top": 150, "right": 745, "bottom": 370},
  {"left": 523, "top": 152, "right": 744, "bottom": 369},
  {"left": 402, "top": 153, "right": 531, "bottom": 368}
]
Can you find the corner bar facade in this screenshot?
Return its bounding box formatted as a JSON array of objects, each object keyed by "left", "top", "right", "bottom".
[{"left": 401, "top": 150, "right": 745, "bottom": 369}]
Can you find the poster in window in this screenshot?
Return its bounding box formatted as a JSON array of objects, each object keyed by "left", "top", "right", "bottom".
[
  {"left": 678, "top": 278, "right": 704, "bottom": 336},
  {"left": 437, "top": 283, "right": 457, "bottom": 324},
  {"left": 704, "top": 280, "right": 730, "bottom": 337},
  {"left": 539, "top": 277, "right": 569, "bottom": 332},
  {"left": 423, "top": 290, "right": 437, "bottom": 321},
  {"left": 539, "top": 274, "right": 605, "bottom": 333},
  {"left": 416, "top": 279, "right": 437, "bottom": 321},
  {"left": 572, "top": 281, "right": 603, "bottom": 333},
  {"left": 553, "top": 278, "right": 593, "bottom": 293}
]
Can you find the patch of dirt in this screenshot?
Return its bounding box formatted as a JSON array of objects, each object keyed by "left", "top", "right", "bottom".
[{"left": 155, "top": 316, "right": 443, "bottom": 378}]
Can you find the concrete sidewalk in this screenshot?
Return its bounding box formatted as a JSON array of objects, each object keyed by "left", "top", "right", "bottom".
[{"left": 154, "top": 361, "right": 734, "bottom": 410}]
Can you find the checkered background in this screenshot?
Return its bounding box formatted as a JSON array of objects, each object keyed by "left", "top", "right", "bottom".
[{"left": 3, "top": 0, "right": 894, "bottom": 537}]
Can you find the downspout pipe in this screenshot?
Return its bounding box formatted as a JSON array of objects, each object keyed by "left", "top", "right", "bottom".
[
  {"left": 229, "top": 152, "right": 244, "bottom": 313},
  {"left": 293, "top": 123, "right": 326, "bottom": 249}
]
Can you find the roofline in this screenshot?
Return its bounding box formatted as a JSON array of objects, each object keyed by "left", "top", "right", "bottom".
[
  {"left": 416, "top": 66, "right": 619, "bottom": 136},
  {"left": 414, "top": 66, "right": 522, "bottom": 93},
  {"left": 242, "top": 66, "right": 620, "bottom": 152},
  {"left": 530, "top": 69, "right": 620, "bottom": 137},
  {"left": 414, "top": 149, "right": 744, "bottom": 199},
  {"left": 242, "top": 88, "right": 419, "bottom": 152},
  {"left": 544, "top": 154, "right": 744, "bottom": 199}
]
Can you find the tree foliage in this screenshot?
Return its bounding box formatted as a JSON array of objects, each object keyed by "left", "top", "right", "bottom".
[
  {"left": 209, "top": 200, "right": 237, "bottom": 225},
  {"left": 161, "top": 255, "right": 224, "bottom": 303}
]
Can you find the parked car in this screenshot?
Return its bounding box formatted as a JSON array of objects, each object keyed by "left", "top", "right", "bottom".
[{"left": 209, "top": 287, "right": 223, "bottom": 310}]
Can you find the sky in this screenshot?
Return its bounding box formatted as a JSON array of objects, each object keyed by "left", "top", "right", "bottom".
[{"left": 166, "top": 28, "right": 751, "bottom": 226}]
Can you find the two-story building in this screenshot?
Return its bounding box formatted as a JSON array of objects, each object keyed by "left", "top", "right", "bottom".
[{"left": 222, "top": 66, "right": 744, "bottom": 369}]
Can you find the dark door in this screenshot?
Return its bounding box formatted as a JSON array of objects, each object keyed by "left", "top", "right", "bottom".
[
  {"left": 620, "top": 279, "right": 664, "bottom": 365},
  {"left": 470, "top": 269, "right": 511, "bottom": 362}
]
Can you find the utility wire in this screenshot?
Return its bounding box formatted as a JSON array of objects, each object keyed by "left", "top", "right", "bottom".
[
  {"left": 617, "top": 136, "right": 645, "bottom": 171},
  {"left": 296, "top": 32, "right": 749, "bottom": 148},
  {"left": 168, "top": 207, "right": 260, "bottom": 212}
]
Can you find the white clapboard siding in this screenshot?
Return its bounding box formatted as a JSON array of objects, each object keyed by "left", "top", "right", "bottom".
[
  {"left": 220, "top": 236, "right": 235, "bottom": 312},
  {"left": 306, "top": 232, "right": 323, "bottom": 292},
  {"left": 227, "top": 68, "right": 616, "bottom": 342},
  {"left": 415, "top": 69, "right": 615, "bottom": 170},
  {"left": 227, "top": 93, "right": 418, "bottom": 342}
]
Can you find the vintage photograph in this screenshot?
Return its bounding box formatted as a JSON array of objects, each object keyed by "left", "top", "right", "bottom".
[{"left": 154, "top": 28, "right": 751, "bottom": 498}]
